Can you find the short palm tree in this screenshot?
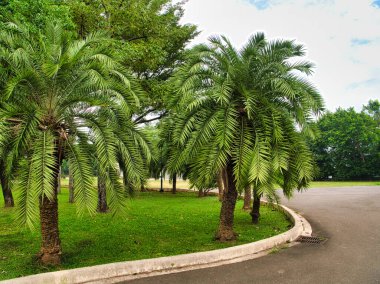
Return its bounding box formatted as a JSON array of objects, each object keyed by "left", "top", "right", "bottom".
[
  {"left": 0, "top": 22, "right": 149, "bottom": 265},
  {"left": 169, "top": 34, "right": 323, "bottom": 241},
  {"left": 157, "top": 115, "right": 187, "bottom": 194}
]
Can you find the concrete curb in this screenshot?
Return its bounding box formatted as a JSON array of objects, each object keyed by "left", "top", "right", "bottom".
[{"left": 2, "top": 203, "right": 312, "bottom": 284}]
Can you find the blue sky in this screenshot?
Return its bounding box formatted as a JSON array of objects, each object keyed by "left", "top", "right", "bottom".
[
  {"left": 181, "top": 0, "right": 380, "bottom": 111},
  {"left": 247, "top": 0, "right": 272, "bottom": 10},
  {"left": 373, "top": 0, "right": 380, "bottom": 8},
  {"left": 351, "top": 39, "right": 372, "bottom": 46}
]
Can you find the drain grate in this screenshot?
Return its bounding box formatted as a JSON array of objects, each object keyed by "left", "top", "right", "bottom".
[{"left": 296, "top": 235, "right": 327, "bottom": 244}]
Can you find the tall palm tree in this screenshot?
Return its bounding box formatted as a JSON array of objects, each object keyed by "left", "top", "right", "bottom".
[
  {"left": 0, "top": 22, "right": 149, "bottom": 265},
  {"left": 169, "top": 33, "right": 323, "bottom": 241}
]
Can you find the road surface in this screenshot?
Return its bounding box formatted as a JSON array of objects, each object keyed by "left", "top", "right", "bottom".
[{"left": 126, "top": 186, "right": 380, "bottom": 284}]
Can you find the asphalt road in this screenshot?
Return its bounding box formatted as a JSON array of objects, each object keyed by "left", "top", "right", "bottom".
[{"left": 126, "top": 186, "right": 380, "bottom": 284}]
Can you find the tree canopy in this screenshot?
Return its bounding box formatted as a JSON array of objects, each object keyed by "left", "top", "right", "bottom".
[
  {"left": 1, "top": 0, "right": 198, "bottom": 123},
  {"left": 0, "top": 0, "right": 75, "bottom": 32},
  {"left": 311, "top": 105, "right": 380, "bottom": 180},
  {"left": 170, "top": 34, "right": 323, "bottom": 191},
  {"left": 0, "top": 21, "right": 150, "bottom": 264},
  {"left": 67, "top": 0, "right": 198, "bottom": 122},
  {"left": 168, "top": 34, "right": 323, "bottom": 240}
]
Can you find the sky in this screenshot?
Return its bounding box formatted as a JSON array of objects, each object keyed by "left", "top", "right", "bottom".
[{"left": 180, "top": 0, "right": 380, "bottom": 111}]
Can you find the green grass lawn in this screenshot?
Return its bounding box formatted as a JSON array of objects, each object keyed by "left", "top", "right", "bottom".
[{"left": 0, "top": 188, "right": 291, "bottom": 281}]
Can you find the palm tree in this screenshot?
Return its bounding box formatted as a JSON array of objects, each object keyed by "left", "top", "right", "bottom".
[
  {"left": 249, "top": 126, "right": 317, "bottom": 224},
  {"left": 157, "top": 116, "right": 182, "bottom": 194},
  {"left": 0, "top": 22, "right": 148, "bottom": 265},
  {"left": 96, "top": 110, "right": 151, "bottom": 212},
  {"left": 169, "top": 33, "right": 323, "bottom": 241}
]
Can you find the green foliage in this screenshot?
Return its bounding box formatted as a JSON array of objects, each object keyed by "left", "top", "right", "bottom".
[
  {"left": 169, "top": 34, "right": 324, "bottom": 195},
  {"left": 1, "top": 0, "right": 198, "bottom": 126},
  {"left": 0, "top": 0, "right": 75, "bottom": 32},
  {"left": 61, "top": 159, "right": 69, "bottom": 176},
  {"left": 141, "top": 125, "right": 161, "bottom": 179},
  {"left": 0, "top": 189, "right": 290, "bottom": 280},
  {"left": 310, "top": 107, "right": 380, "bottom": 180},
  {"left": 65, "top": 0, "right": 103, "bottom": 38},
  {"left": 363, "top": 99, "right": 380, "bottom": 125},
  {"left": 66, "top": 0, "right": 198, "bottom": 121},
  {"left": 66, "top": 0, "right": 197, "bottom": 74},
  {"left": 0, "top": 21, "right": 149, "bottom": 227}
]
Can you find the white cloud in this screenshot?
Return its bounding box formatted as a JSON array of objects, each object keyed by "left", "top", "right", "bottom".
[{"left": 180, "top": 0, "right": 380, "bottom": 111}]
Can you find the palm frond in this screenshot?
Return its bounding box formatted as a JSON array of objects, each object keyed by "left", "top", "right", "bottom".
[{"left": 66, "top": 139, "right": 97, "bottom": 216}]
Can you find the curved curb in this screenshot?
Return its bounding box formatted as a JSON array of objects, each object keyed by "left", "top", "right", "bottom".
[{"left": 2, "top": 203, "right": 312, "bottom": 284}]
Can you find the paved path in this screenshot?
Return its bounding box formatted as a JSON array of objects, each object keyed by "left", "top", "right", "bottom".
[{"left": 126, "top": 186, "right": 380, "bottom": 284}]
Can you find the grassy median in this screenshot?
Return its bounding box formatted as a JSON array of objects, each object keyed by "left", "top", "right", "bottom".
[{"left": 0, "top": 188, "right": 290, "bottom": 280}]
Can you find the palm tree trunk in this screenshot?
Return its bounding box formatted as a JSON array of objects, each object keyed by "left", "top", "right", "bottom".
[
  {"left": 215, "top": 161, "right": 238, "bottom": 241},
  {"left": 216, "top": 172, "right": 224, "bottom": 202},
  {"left": 57, "top": 170, "right": 61, "bottom": 194},
  {"left": 126, "top": 183, "right": 135, "bottom": 196},
  {"left": 38, "top": 150, "right": 62, "bottom": 265},
  {"left": 172, "top": 173, "right": 177, "bottom": 194},
  {"left": 122, "top": 173, "right": 135, "bottom": 196},
  {"left": 39, "top": 191, "right": 61, "bottom": 265},
  {"left": 1, "top": 172, "right": 14, "bottom": 207},
  {"left": 0, "top": 163, "right": 14, "bottom": 207},
  {"left": 250, "top": 186, "right": 261, "bottom": 224},
  {"left": 68, "top": 168, "right": 74, "bottom": 203},
  {"left": 243, "top": 185, "right": 251, "bottom": 210},
  {"left": 159, "top": 169, "right": 164, "bottom": 192},
  {"left": 97, "top": 176, "right": 108, "bottom": 213}
]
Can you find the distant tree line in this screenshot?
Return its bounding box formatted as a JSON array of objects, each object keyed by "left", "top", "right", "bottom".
[{"left": 309, "top": 100, "right": 380, "bottom": 181}]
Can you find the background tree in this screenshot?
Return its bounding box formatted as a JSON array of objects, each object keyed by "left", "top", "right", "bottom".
[
  {"left": 1, "top": 0, "right": 198, "bottom": 123},
  {"left": 363, "top": 99, "right": 380, "bottom": 125},
  {"left": 0, "top": 0, "right": 75, "bottom": 32},
  {"left": 0, "top": 22, "right": 148, "bottom": 265},
  {"left": 310, "top": 106, "right": 380, "bottom": 180},
  {"left": 169, "top": 34, "right": 323, "bottom": 241},
  {"left": 66, "top": 0, "right": 198, "bottom": 124},
  {"left": 144, "top": 116, "right": 190, "bottom": 194},
  {"left": 157, "top": 116, "right": 182, "bottom": 194}
]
